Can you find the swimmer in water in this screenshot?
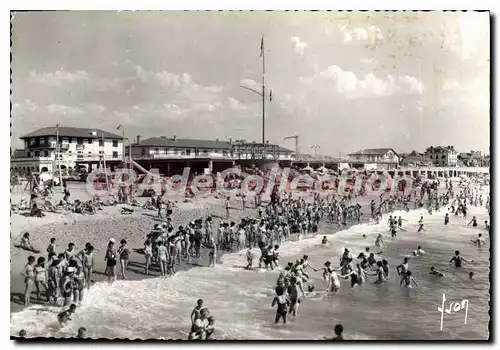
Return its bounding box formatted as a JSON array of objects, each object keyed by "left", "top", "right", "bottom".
[
  {"left": 245, "top": 248, "right": 253, "bottom": 270},
  {"left": 321, "top": 236, "right": 331, "bottom": 245},
  {"left": 430, "top": 266, "right": 445, "bottom": 277},
  {"left": 271, "top": 287, "right": 290, "bottom": 324},
  {"left": 413, "top": 246, "right": 426, "bottom": 256},
  {"left": 417, "top": 216, "right": 425, "bottom": 232},
  {"left": 467, "top": 216, "right": 478, "bottom": 228},
  {"left": 18, "top": 330, "right": 27, "bottom": 337},
  {"left": 368, "top": 261, "right": 386, "bottom": 284},
  {"left": 400, "top": 270, "right": 419, "bottom": 288},
  {"left": 375, "top": 234, "right": 384, "bottom": 253},
  {"left": 469, "top": 272, "right": 475, "bottom": 279},
  {"left": 449, "top": 250, "right": 472, "bottom": 268},
  {"left": 396, "top": 257, "right": 409, "bottom": 276},
  {"left": 444, "top": 213, "right": 450, "bottom": 225},
  {"left": 57, "top": 303, "right": 77, "bottom": 326},
  {"left": 470, "top": 233, "right": 486, "bottom": 246},
  {"left": 77, "top": 327, "right": 87, "bottom": 339}
]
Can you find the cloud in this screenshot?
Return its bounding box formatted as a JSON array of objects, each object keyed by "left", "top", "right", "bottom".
[
  {"left": 227, "top": 97, "right": 246, "bottom": 111},
  {"left": 303, "top": 65, "right": 423, "bottom": 99},
  {"left": 12, "top": 99, "right": 38, "bottom": 113},
  {"left": 47, "top": 104, "right": 85, "bottom": 115},
  {"left": 290, "top": 36, "right": 307, "bottom": 56},
  {"left": 29, "top": 69, "right": 90, "bottom": 87},
  {"left": 360, "top": 58, "right": 375, "bottom": 64},
  {"left": 441, "top": 78, "right": 460, "bottom": 91},
  {"left": 85, "top": 103, "right": 106, "bottom": 113}
]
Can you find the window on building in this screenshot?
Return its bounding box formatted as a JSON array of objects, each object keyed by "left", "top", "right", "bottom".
[
  {"left": 27, "top": 151, "right": 31, "bottom": 157},
  {"left": 40, "top": 138, "right": 46, "bottom": 145},
  {"left": 99, "top": 150, "right": 104, "bottom": 155},
  {"left": 112, "top": 151, "right": 118, "bottom": 158},
  {"left": 186, "top": 149, "right": 191, "bottom": 156},
  {"left": 44, "top": 151, "right": 49, "bottom": 157},
  {"left": 99, "top": 139, "right": 104, "bottom": 147},
  {"left": 141, "top": 148, "right": 146, "bottom": 156},
  {"left": 194, "top": 148, "right": 199, "bottom": 156},
  {"left": 77, "top": 138, "right": 84, "bottom": 145},
  {"left": 442, "top": 155, "right": 446, "bottom": 159},
  {"left": 34, "top": 151, "right": 40, "bottom": 157},
  {"left": 154, "top": 148, "right": 159, "bottom": 154},
  {"left": 112, "top": 140, "right": 118, "bottom": 147},
  {"left": 29, "top": 138, "right": 35, "bottom": 146},
  {"left": 68, "top": 138, "right": 73, "bottom": 143},
  {"left": 87, "top": 138, "right": 93, "bottom": 144}
]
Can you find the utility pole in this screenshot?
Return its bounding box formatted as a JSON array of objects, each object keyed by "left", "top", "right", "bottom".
[
  {"left": 240, "top": 35, "right": 273, "bottom": 151},
  {"left": 311, "top": 145, "right": 320, "bottom": 159},
  {"left": 117, "top": 125, "right": 125, "bottom": 163},
  {"left": 102, "top": 132, "right": 109, "bottom": 191}
]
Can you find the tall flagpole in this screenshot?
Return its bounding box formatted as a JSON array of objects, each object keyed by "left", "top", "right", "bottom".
[{"left": 261, "top": 34, "right": 266, "bottom": 145}]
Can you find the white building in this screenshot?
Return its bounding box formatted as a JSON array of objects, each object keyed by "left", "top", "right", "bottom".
[
  {"left": 11, "top": 126, "right": 124, "bottom": 175},
  {"left": 347, "top": 148, "right": 400, "bottom": 164}
]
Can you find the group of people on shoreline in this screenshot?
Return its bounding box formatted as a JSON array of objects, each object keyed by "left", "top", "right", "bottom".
[{"left": 14, "top": 174, "right": 489, "bottom": 340}]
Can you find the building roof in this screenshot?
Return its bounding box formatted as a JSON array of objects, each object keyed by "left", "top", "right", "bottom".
[
  {"left": 135, "top": 137, "right": 293, "bottom": 153},
  {"left": 426, "top": 146, "right": 457, "bottom": 153},
  {"left": 348, "top": 148, "right": 399, "bottom": 157},
  {"left": 20, "top": 127, "right": 123, "bottom": 140}
]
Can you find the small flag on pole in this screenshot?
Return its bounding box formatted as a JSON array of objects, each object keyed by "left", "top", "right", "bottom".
[
  {"left": 117, "top": 125, "right": 123, "bottom": 130},
  {"left": 260, "top": 35, "right": 264, "bottom": 57},
  {"left": 270, "top": 89, "right": 273, "bottom": 102}
]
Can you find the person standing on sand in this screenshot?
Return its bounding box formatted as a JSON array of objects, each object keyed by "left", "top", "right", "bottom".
[
  {"left": 82, "top": 246, "right": 94, "bottom": 289},
  {"left": 46, "top": 238, "right": 56, "bottom": 261},
  {"left": 47, "top": 259, "right": 61, "bottom": 304},
  {"left": 34, "top": 257, "right": 49, "bottom": 303},
  {"left": 143, "top": 239, "right": 153, "bottom": 275},
  {"left": 118, "top": 239, "right": 130, "bottom": 279},
  {"left": 104, "top": 239, "right": 117, "bottom": 283},
  {"left": 21, "top": 256, "right": 36, "bottom": 306},
  {"left": 60, "top": 267, "right": 75, "bottom": 306},
  {"left": 225, "top": 197, "right": 230, "bottom": 218}
]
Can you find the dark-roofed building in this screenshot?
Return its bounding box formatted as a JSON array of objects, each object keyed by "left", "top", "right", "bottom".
[
  {"left": 424, "top": 146, "right": 458, "bottom": 167},
  {"left": 11, "top": 126, "right": 124, "bottom": 175},
  {"left": 348, "top": 148, "right": 400, "bottom": 164},
  {"left": 458, "top": 151, "right": 487, "bottom": 167},
  {"left": 400, "top": 150, "right": 433, "bottom": 167},
  {"left": 130, "top": 135, "right": 294, "bottom": 161}
]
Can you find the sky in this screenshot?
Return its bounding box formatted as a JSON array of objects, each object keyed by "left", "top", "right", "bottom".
[{"left": 11, "top": 11, "right": 490, "bottom": 155}]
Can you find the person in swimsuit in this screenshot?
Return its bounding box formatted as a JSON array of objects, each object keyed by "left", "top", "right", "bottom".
[
  {"left": 375, "top": 234, "right": 384, "bottom": 253},
  {"left": 271, "top": 287, "right": 289, "bottom": 324},
  {"left": 77, "top": 327, "right": 87, "bottom": 339},
  {"left": 245, "top": 248, "right": 253, "bottom": 270},
  {"left": 430, "top": 266, "right": 445, "bottom": 277},
  {"left": 469, "top": 272, "right": 475, "bottom": 279},
  {"left": 287, "top": 277, "right": 300, "bottom": 316},
  {"left": 382, "top": 259, "right": 390, "bottom": 279},
  {"left": 396, "top": 257, "right": 409, "bottom": 276},
  {"left": 449, "top": 250, "right": 471, "bottom": 267},
  {"left": 321, "top": 236, "right": 331, "bottom": 245},
  {"left": 82, "top": 245, "right": 94, "bottom": 289},
  {"left": 143, "top": 239, "right": 153, "bottom": 275},
  {"left": 417, "top": 216, "right": 425, "bottom": 232},
  {"left": 21, "top": 256, "right": 36, "bottom": 306},
  {"left": 369, "top": 261, "right": 386, "bottom": 284},
  {"left": 413, "top": 246, "right": 426, "bottom": 256},
  {"left": 73, "top": 265, "right": 86, "bottom": 305},
  {"left": 444, "top": 213, "right": 450, "bottom": 225},
  {"left": 400, "top": 270, "right": 419, "bottom": 288},
  {"left": 468, "top": 216, "right": 478, "bottom": 228},
  {"left": 190, "top": 299, "right": 204, "bottom": 324},
  {"left": 60, "top": 267, "right": 75, "bottom": 306},
  {"left": 332, "top": 324, "right": 344, "bottom": 340},
  {"left": 104, "top": 239, "right": 117, "bottom": 283},
  {"left": 57, "top": 303, "right": 77, "bottom": 326},
  {"left": 470, "top": 233, "right": 486, "bottom": 246},
  {"left": 34, "top": 257, "right": 49, "bottom": 302},
  {"left": 118, "top": 239, "right": 130, "bottom": 280},
  {"left": 189, "top": 308, "right": 210, "bottom": 340},
  {"left": 46, "top": 238, "right": 56, "bottom": 261}
]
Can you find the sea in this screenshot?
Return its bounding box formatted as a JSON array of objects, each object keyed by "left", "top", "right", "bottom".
[{"left": 10, "top": 187, "right": 490, "bottom": 340}]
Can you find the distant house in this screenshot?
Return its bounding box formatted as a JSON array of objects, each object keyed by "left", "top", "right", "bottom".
[
  {"left": 400, "top": 150, "right": 433, "bottom": 167},
  {"left": 424, "top": 146, "right": 458, "bottom": 167},
  {"left": 458, "top": 151, "right": 486, "bottom": 167},
  {"left": 348, "top": 148, "right": 400, "bottom": 164}
]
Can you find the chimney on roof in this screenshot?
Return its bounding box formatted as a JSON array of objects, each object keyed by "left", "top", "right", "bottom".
[
  {"left": 229, "top": 138, "right": 232, "bottom": 144},
  {"left": 172, "top": 135, "right": 176, "bottom": 141},
  {"left": 136, "top": 135, "right": 141, "bottom": 144}
]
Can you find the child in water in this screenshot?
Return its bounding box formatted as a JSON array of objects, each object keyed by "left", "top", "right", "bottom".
[
  {"left": 57, "top": 303, "right": 77, "bottom": 326},
  {"left": 321, "top": 236, "right": 330, "bottom": 245},
  {"left": 430, "top": 266, "right": 445, "bottom": 277},
  {"left": 400, "top": 270, "right": 419, "bottom": 288}
]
